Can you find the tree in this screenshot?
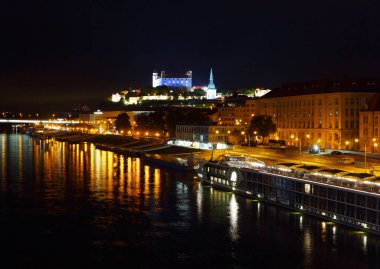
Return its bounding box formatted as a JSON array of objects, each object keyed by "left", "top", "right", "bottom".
[
  {"left": 192, "top": 89, "right": 206, "bottom": 98},
  {"left": 248, "top": 115, "right": 277, "bottom": 144},
  {"left": 114, "top": 113, "right": 131, "bottom": 132},
  {"left": 228, "top": 130, "right": 245, "bottom": 145},
  {"left": 134, "top": 111, "right": 165, "bottom": 132},
  {"left": 165, "top": 109, "right": 215, "bottom": 137}
]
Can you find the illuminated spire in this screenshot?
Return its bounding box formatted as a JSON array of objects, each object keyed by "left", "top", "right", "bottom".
[{"left": 208, "top": 68, "right": 216, "bottom": 89}]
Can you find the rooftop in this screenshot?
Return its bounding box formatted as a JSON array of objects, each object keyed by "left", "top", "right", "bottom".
[{"left": 264, "top": 78, "right": 380, "bottom": 98}]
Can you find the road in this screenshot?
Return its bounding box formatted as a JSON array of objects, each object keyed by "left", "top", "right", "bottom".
[{"left": 197, "top": 146, "right": 380, "bottom": 175}]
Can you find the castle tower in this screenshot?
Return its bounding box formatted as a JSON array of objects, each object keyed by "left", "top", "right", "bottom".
[
  {"left": 152, "top": 70, "right": 160, "bottom": 87},
  {"left": 206, "top": 68, "right": 217, "bottom": 99}
]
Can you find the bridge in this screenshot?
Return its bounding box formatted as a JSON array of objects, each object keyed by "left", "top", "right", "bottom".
[{"left": 0, "top": 119, "right": 79, "bottom": 124}]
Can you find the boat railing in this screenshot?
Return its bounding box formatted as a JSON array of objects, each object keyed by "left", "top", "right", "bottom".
[
  {"left": 202, "top": 157, "right": 380, "bottom": 194},
  {"left": 264, "top": 165, "right": 380, "bottom": 194}
]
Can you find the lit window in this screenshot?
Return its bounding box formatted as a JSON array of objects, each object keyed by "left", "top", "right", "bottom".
[{"left": 304, "top": 184, "right": 311, "bottom": 194}]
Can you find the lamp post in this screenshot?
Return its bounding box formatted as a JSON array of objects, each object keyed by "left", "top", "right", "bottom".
[
  {"left": 354, "top": 138, "right": 359, "bottom": 151},
  {"left": 299, "top": 138, "right": 302, "bottom": 164},
  {"left": 373, "top": 138, "right": 377, "bottom": 153},
  {"left": 290, "top": 134, "right": 295, "bottom": 146},
  {"left": 364, "top": 141, "right": 367, "bottom": 173},
  {"left": 345, "top": 140, "right": 349, "bottom": 150}
]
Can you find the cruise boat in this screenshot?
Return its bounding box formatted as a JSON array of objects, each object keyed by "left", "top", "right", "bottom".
[
  {"left": 221, "top": 155, "right": 265, "bottom": 169},
  {"left": 197, "top": 157, "right": 380, "bottom": 235}
]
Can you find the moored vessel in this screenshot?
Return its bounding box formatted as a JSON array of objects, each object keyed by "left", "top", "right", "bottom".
[{"left": 197, "top": 155, "right": 380, "bottom": 235}]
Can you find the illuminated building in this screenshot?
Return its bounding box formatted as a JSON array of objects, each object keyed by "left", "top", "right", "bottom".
[
  {"left": 152, "top": 70, "right": 192, "bottom": 90},
  {"left": 206, "top": 68, "right": 217, "bottom": 99},
  {"left": 215, "top": 79, "right": 380, "bottom": 149},
  {"left": 359, "top": 93, "right": 380, "bottom": 152},
  {"left": 175, "top": 125, "right": 232, "bottom": 149}
]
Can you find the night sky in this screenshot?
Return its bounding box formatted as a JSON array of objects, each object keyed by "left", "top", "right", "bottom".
[{"left": 1, "top": 0, "right": 380, "bottom": 111}]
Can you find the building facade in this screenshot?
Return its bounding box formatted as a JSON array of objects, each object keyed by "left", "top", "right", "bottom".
[
  {"left": 359, "top": 94, "right": 380, "bottom": 152},
  {"left": 175, "top": 125, "right": 236, "bottom": 149},
  {"left": 214, "top": 79, "right": 380, "bottom": 149},
  {"left": 152, "top": 70, "right": 192, "bottom": 90}
]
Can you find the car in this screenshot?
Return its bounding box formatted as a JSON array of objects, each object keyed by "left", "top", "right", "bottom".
[
  {"left": 309, "top": 145, "right": 320, "bottom": 154},
  {"left": 331, "top": 150, "right": 343, "bottom": 155}
]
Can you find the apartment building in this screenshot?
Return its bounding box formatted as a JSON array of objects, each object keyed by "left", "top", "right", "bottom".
[{"left": 214, "top": 79, "right": 380, "bottom": 149}]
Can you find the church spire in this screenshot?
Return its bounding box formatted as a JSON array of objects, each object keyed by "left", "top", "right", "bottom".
[{"left": 208, "top": 68, "right": 216, "bottom": 89}]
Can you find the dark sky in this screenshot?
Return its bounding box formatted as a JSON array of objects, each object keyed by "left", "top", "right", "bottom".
[{"left": 1, "top": 0, "right": 380, "bottom": 111}]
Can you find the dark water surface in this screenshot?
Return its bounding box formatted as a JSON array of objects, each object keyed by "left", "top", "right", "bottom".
[{"left": 1, "top": 134, "right": 380, "bottom": 268}]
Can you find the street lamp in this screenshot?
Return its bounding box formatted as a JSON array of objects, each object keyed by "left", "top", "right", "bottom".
[
  {"left": 345, "top": 140, "right": 349, "bottom": 150},
  {"left": 373, "top": 138, "right": 377, "bottom": 153},
  {"left": 298, "top": 138, "right": 302, "bottom": 164},
  {"left": 306, "top": 134, "right": 310, "bottom": 152},
  {"left": 358, "top": 139, "right": 368, "bottom": 173},
  {"left": 354, "top": 138, "right": 359, "bottom": 151},
  {"left": 365, "top": 141, "right": 367, "bottom": 173},
  {"left": 241, "top": 131, "right": 246, "bottom": 146},
  {"left": 290, "top": 134, "right": 295, "bottom": 146}
]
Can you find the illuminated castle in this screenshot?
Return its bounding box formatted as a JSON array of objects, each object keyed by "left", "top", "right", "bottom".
[{"left": 152, "top": 70, "right": 192, "bottom": 90}]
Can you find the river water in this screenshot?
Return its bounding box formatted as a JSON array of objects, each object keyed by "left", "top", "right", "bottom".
[{"left": 0, "top": 133, "right": 380, "bottom": 268}]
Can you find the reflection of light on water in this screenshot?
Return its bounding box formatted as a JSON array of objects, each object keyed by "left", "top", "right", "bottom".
[
  {"left": 196, "top": 182, "right": 203, "bottom": 222},
  {"left": 332, "top": 225, "right": 337, "bottom": 244},
  {"left": 1, "top": 134, "right": 6, "bottom": 179},
  {"left": 107, "top": 152, "right": 113, "bottom": 188},
  {"left": 119, "top": 155, "right": 125, "bottom": 191},
  {"left": 127, "top": 157, "right": 132, "bottom": 195},
  {"left": 176, "top": 182, "right": 190, "bottom": 229},
  {"left": 303, "top": 229, "right": 312, "bottom": 268},
  {"left": 18, "top": 135, "right": 23, "bottom": 178},
  {"left": 321, "top": 222, "right": 327, "bottom": 242},
  {"left": 144, "top": 165, "right": 150, "bottom": 196},
  {"left": 229, "top": 194, "right": 239, "bottom": 241},
  {"left": 299, "top": 216, "right": 303, "bottom": 229},
  {"left": 79, "top": 150, "right": 84, "bottom": 178},
  {"left": 257, "top": 202, "right": 261, "bottom": 217},
  {"left": 362, "top": 235, "right": 368, "bottom": 254},
  {"left": 154, "top": 168, "right": 160, "bottom": 201}
]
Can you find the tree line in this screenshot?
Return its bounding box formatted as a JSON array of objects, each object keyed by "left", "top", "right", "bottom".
[
  {"left": 115, "top": 110, "right": 277, "bottom": 144},
  {"left": 115, "top": 109, "right": 215, "bottom": 137}
]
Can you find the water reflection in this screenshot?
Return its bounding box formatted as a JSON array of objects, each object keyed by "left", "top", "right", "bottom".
[
  {"left": 1, "top": 134, "right": 6, "bottom": 180},
  {"left": 229, "top": 194, "right": 239, "bottom": 241},
  {"left": 303, "top": 229, "right": 313, "bottom": 268},
  {"left": 0, "top": 134, "right": 379, "bottom": 268},
  {"left": 196, "top": 182, "right": 203, "bottom": 222}
]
